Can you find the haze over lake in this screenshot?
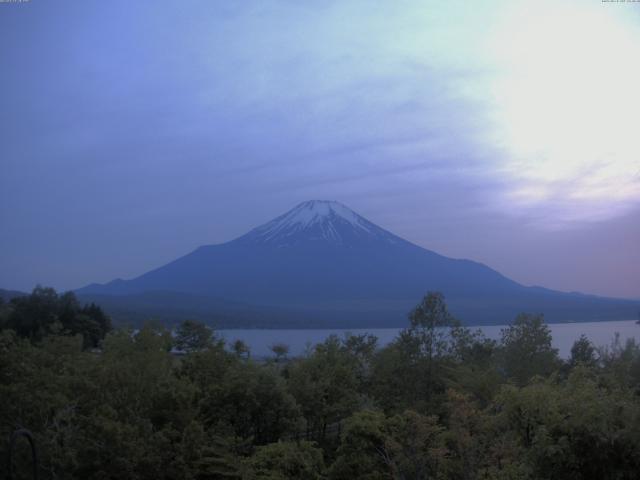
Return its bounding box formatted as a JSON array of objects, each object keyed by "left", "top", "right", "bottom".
[{"left": 219, "top": 320, "right": 640, "bottom": 359}]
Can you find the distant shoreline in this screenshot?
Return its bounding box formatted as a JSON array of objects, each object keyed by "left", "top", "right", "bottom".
[{"left": 216, "top": 320, "right": 640, "bottom": 359}]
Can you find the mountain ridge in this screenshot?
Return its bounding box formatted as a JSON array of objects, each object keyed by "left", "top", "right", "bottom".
[{"left": 77, "top": 201, "right": 638, "bottom": 327}]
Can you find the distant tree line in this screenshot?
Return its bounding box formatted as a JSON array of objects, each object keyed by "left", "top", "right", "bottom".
[
  {"left": 1, "top": 288, "right": 640, "bottom": 479},
  {"left": 0, "top": 286, "right": 111, "bottom": 348}
]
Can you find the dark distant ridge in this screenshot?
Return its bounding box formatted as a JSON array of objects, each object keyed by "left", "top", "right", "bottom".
[
  {"left": 0, "top": 288, "right": 27, "bottom": 302},
  {"left": 77, "top": 200, "right": 639, "bottom": 327}
]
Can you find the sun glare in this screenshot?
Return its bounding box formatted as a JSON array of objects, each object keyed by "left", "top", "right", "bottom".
[{"left": 486, "top": 1, "right": 640, "bottom": 220}]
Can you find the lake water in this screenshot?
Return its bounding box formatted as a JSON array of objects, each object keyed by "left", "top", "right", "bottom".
[{"left": 218, "top": 320, "right": 640, "bottom": 358}]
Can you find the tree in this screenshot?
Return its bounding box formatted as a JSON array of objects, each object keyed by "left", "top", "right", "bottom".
[
  {"left": 372, "top": 292, "right": 460, "bottom": 411},
  {"left": 330, "top": 410, "right": 448, "bottom": 480},
  {"left": 384, "top": 410, "right": 447, "bottom": 479},
  {"left": 287, "top": 335, "right": 360, "bottom": 441},
  {"left": 598, "top": 334, "right": 640, "bottom": 390},
  {"left": 270, "top": 343, "right": 290, "bottom": 362},
  {"left": 5, "top": 286, "right": 60, "bottom": 340},
  {"left": 329, "top": 410, "right": 388, "bottom": 480},
  {"left": 408, "top": 292, "right": 459, "bottom": 396},
  {"left": 342, "top": 333, "right": 378, "bottom": 394},
  {"left": 447, "top": 328, "right": 501, "bottom": 406},
  {"left": 80, "top": 302, "right": 112, "bottom": 346},
  {"left": 175, "top": 319, "right": 214, "bottom": 353},
  {"left": 370, "top": 331, "right": 424, "bottom": 412},
  {"left": 495, "top": 369, "right": 640, "bottom": 479},
  {"left": 232, "top": 339, "right": 251, "bottom": 359},
  {"left": 180, "top": 422, "right": 246, "bottom": 480},
  {"left": 3, "top": 286, "right": 111, "bottom": 348},
  {"left": 499, "top": 313, "right": 560, "bottom": 385},
  {"left": 245, "top": 441, "right": 325, "bottom": 480},
  {"left": 569, "top": 334, "right": 597, "bottom": 368},
  {"left": 441, "top": 389, "right": 493, "bottom": 480},
  {"left": 200, "top": 362, "right": 301, "bottom": 445},
  {"left": 179, "top": 341, "right": 236, "bottom": 391},
  {"left": 0, "top": 296, "right": 10, "bottom": 330},
  {"left": 408, "top": 292, "right": 459, "bottom": 361}
]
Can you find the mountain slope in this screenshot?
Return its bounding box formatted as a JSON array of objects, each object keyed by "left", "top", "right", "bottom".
[{"left": 77, "top": 200, "right": 638, "bottom": 326}]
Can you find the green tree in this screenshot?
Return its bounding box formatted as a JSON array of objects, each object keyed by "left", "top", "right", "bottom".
[
  {"left": 175, "top": 320, "right": 215, "bottom": 353},
  {"left": 329, "top": 410, "right": 388, "bottom": 480},
  {"left": 0, "top": 296, "right": 10, "bottom": 330},
  {"left": 287, "top": 335, "right": 360, "bottom": 441},
  {"left": 371, "top": 292, "right": 461, "bottom": 412},
  {"left": 384, "top": 410, "right": 447, "bottom": 480},
  {"left": 447, "top": 327, "right": 501, "bottom": 406},
  {"left": 370, "top": 332, "right": 423, "bottom": 412},
  {"left": 0, "top": 329, "right": 85, "bottom": 479},
  {"left": 495, "top": 369, "right": 640, "bottom": 479},
  {"left": 232, "top": 339, "right": 251, "bottom": 359},
  {"left": 569, "top": 334, "right": 597, "bottom": 368},
  {"left": 245, "top": 441, "right": 325, "bottom": 480},
  {"left": 330, "top": 410, "right": 447, "bottom": 480},
  {"left": 3, "top": 286, "right": 111, "bottom": 348},
  {"left": 180, "top": 421, "right": 246, "bottom": 480},
  {"left": 342, "top": 333, "right": 378, "bottom": 393},
  {"left": 179, "top": 340, "right": 237, "bottom": 391},
  {"left": 598, "top": 334, "right": 640, "bottom": 390},
  {"left": 499, "top": 313, "right": 559, "bottom": 385},
  {"left": 80, "top": 302, "right": 112, "bottom": 346},
  {"left": 200, "top": 362, "right": 301, "bottom": 445},
  {"left": 5, "top": 286, "right": 60, "bottom": 341},
  {"left": 270, "top": 343, "right": 290, "bottom": 363},
  {"left": 441, "top": 389, "right": 493, "bottom": 480},
  {"left": 406, "top": 292, "right": 459, "bottom": 402},
  {"left": 408, "top": 292, "right": 459, "bottom": 360}
]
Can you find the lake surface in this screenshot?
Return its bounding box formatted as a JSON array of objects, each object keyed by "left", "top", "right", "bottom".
[{"left": 218, "top": 320, "right": 640, "bottom": 358}]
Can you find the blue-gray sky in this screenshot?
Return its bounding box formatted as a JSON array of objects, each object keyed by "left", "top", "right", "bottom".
[{"left": 1, "top": 0, "right": 639, "bottom": 299}]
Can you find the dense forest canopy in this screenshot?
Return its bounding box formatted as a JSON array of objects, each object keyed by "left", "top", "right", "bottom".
[
  {"left": 1, "top": 288, "right": 640, "bottom": 479},
  {"left": 0, "top": 286, "right": 111, "bottom": 349}
]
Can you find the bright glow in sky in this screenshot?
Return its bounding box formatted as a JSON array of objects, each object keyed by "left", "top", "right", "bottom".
[
  {"left": 0, "top": 0, "right": 638, "bottom": 297},
  {"left": 483, "top": 0, "right": 640, "bottom": 223}
]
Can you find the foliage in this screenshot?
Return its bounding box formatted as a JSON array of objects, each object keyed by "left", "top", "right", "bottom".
[
  {"left": 3, "top": 286, "right": 111, "bottom": 348},
  {"left": 1, "top": 290, "right": 640, "bottom": 479},
  {"left": 287, "top": 335, "right": 361, "bottom": 443},
  {"left": 175, "top": 319, "right": 216, "bottom": 353},
  {"left": 499, "top": 313, "right": 560, "bottom": 385},
  {"left": 269, "top": 343, "right": 290, "bottom": 362},
  {"left": 330, "top": 409, "right": 447, "bottom": 480},
  {"left": 598, "top": 333, "right": 640, "bottom": 391},
  {"left": 245, "top": 441, "right": 325, "bottom": 480},
  {"left": 199, "top": 361, "right": 301, "bottom": 445},
  {"left": 232, "top": 339, "right": 251, "bottom": 359},
  {"left": 371, "top": 292, "right": 468, "bottom": 412},
  {"left": 569, "top": 334, "right": 597, "bottom": 368},
  {"left": 407, "top": 291, "right": 459, "bottom": 360},
  {"left": 494, "top": 369, "right": 640, "bottom": 479}
]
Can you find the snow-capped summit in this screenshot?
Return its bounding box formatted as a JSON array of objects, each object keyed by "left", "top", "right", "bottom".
[
  {"left": 275, "top": 200, "right": 368, "bottom": 230},
  {"left": 77, "top": 199, "right": 639, "bottom": 327},
  {"left": 237, "top": 200, "right": 399, "bottom": 246}
]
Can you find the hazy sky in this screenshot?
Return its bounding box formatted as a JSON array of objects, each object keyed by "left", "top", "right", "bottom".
[{"left": 1, "top": 0, "right": 639, "bottom": 299}]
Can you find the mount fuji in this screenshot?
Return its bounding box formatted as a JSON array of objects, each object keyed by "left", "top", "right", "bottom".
[{"left": 77, "top": 200, "right": 638, "bottom": 327}]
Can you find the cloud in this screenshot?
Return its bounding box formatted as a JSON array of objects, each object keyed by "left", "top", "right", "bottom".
[{"left": 0, "top": 0, "right": 638, "bottom": 297}]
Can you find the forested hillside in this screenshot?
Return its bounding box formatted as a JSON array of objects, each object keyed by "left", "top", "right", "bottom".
[{"left": 2, "top": 289, "right": 640, "bottom": 479}]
